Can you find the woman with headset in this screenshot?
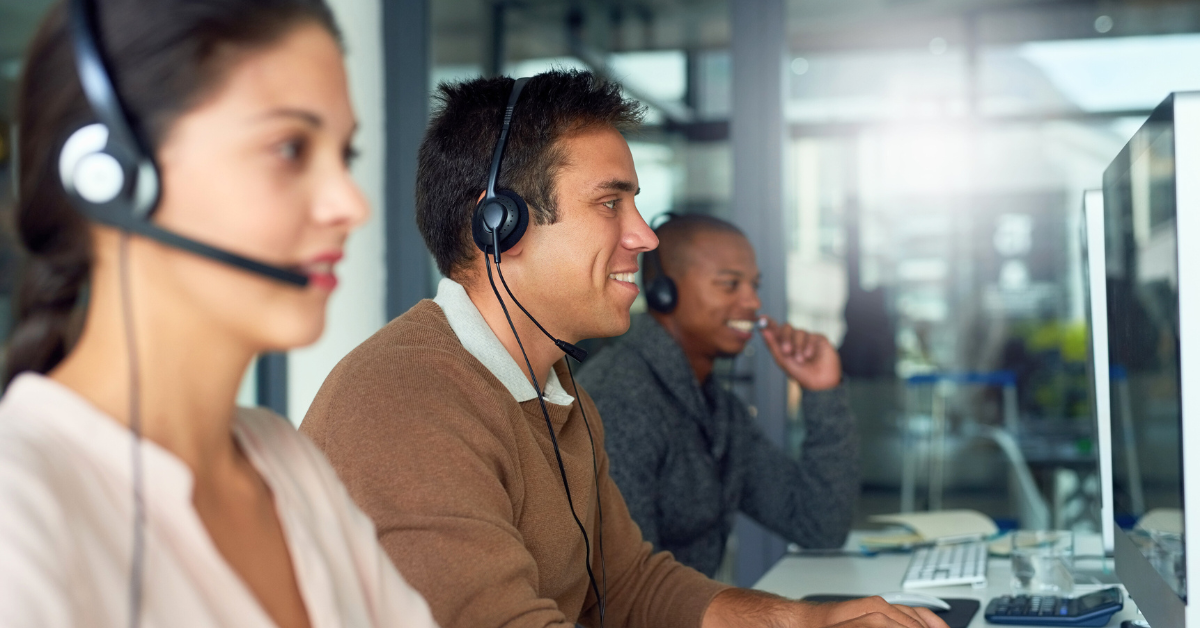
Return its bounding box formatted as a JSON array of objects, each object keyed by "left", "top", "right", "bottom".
[{"left": 0, "top": 1, "right": 436, "bottom": 627}]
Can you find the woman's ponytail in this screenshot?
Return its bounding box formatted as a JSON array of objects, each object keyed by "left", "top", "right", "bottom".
[
  {"left": 4, "top": 254, "right": 90, "bottom": 387},
  {"left": 4, "top": 3, "right": 91, "bottom": 387}
]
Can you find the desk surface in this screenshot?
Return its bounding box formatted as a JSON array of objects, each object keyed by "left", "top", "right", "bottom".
[{"left": 752, "top": 535, "right": 1144, "bottom": 628}]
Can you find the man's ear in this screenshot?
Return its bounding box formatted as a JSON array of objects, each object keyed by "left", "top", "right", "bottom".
[{"left": 501, "top": 231, "right": 527, "bottom": 259}]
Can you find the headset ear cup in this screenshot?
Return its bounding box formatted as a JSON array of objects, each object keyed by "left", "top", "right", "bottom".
[
  {"left": 472, "top": 189, "right": 530, "bottom": 257},
  {"left": 472, "top": 196, "right": 513, "bottom": 256},
  {"left": 59, "top": 122, "right": 149, "bottom": 220},
  {"left": 645, "top": 275, "right": 678, "bottom": 313},
  {"left": 472, "top": 199, "right": 497, "bottom": 255},
  {"left": 641, "top": 245, "right": 677, "bottom": 313},
  {"left": 60, "top": 123, "right": 123, "bottom": 204},
  {"left": 495, "top": 189, "right": 529, "bottom": 252},
  {"left": 73, "top": 152, "right": 125, "bottom": 204}
]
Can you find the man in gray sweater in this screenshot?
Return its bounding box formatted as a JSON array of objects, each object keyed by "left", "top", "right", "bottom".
[{"left": 578, "top": 214, "right": 859, "bottom": 577}]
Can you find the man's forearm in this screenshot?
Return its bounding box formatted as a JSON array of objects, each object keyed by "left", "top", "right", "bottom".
[
  {"left": 701, "top": 588, "right": 808, "bottom": 628},
  {"left": 700, "top": 588, "right": 950, "bottom": 628}
]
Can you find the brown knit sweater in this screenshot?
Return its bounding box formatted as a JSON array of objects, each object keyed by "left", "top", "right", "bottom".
[{"left": 301, "top": 300, "right": 729, "bottom": 628}]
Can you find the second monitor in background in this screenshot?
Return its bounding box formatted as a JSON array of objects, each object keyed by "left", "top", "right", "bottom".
[
  {"left": 1102, "top": 90, "right": 1200, "bottom": 628},
  {"left": 1081, "top": 188, "right": 1115, "bottom": 556}
]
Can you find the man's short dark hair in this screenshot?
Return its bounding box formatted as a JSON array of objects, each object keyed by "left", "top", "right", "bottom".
[
  {"left": 416, "top": 70, "right": 646, "bottom": 280},
  {"left": 644, "top": 213, "right": 745, "bottom": 285}
]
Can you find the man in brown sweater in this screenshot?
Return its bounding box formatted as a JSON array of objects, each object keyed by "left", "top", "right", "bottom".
[{"left": 301, "top": 71, "right": 947, "bottom": 628}]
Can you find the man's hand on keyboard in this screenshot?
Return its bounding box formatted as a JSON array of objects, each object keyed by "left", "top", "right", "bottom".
[
  {"left": 811, "top": 597, "right": 951, "bottom": 628},
  {"left": 701, "top": 590, "right": 950, "bottom": 628}
]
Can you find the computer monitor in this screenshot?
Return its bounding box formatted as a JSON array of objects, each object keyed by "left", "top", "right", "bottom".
[
  {"left": 1081, "top": 188, "right": 1115, "bottom": 555},
  {"left": 1103, "top": 91, "right": 1200, "bottom": 627}
]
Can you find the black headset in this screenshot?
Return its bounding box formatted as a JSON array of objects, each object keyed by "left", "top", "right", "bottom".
[
  {"left": 642, "top": 212, "right": 680, "bottom": 313},
  {"left": 473, "top": 76, "right": 607, "bottom": 625},
  {"left": 472, "top": 77, "right": 588, "bottom": 363},
  {"left": 60, "top": 0, "right": 309, "bottom": 287},
  {"left": 471, "top": 77, "right": 531, "bottom": 267}
]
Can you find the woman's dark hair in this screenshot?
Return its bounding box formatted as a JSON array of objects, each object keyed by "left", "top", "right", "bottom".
[
  {"left": 4, "top": 0, "right": 341, "bottom": 387},
  {"left": 416, "top": 70, "right": 646, "bottom": 281}
]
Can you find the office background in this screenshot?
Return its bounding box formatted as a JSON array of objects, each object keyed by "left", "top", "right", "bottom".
[{"left": 3, "top": 0, "right": 1199, "bottom": 586}]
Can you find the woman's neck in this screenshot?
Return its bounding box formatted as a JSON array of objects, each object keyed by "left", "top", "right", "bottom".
[{"left": 50, "top": 253, "right": 256, "bottom": 476}]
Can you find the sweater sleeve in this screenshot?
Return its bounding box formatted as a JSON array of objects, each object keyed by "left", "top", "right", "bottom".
[
  {"left": 734, "top": 385, "right": 860, "bottom": 549},
  {"left": 574, "top": 391, "right": 731, "bottom": 628}
]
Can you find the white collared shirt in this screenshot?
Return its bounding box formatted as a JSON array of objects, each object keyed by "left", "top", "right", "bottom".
[
  {"left": 0, "top": 373, "right": 438, "bottom": 628},
  {"left": 432, "top": 277, "right": 575, "bottom": 406}
]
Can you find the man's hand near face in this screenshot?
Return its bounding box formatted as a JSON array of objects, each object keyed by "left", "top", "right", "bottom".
[
  {"left": 759, "top": 317, "right": 842, "bottom": 391},
  {"left": 701, "top": 589, "right": 951, "bottom": 628}
]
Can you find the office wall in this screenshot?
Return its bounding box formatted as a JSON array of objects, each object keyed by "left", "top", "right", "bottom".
[{"left": 289, "top": 0, "right": 388, "bottom": 424}]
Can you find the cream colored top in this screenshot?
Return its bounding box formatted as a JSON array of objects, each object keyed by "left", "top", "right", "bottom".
[{"left": 0, "top": 373, "right": 438, "bottom": 628}]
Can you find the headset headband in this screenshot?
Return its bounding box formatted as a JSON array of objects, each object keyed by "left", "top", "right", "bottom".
[
  {"left": 643, "top": 212, "right": 681, "bottom": 275},
  {"left": 69, "top": 0, "right": 142, "bottom": 155},
  {"left": 484, "top": 77, "right": 529, "bottom": 200}
]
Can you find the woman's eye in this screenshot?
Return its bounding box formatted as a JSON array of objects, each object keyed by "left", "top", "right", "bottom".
[
  {"left": 278, "top": 138, "right": 306, "bottom": 162},
  {"left": 343, "top": 145, "right": 361, "bottom": 167}
]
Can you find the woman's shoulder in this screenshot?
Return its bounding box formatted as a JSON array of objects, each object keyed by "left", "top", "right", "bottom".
[
  {"left": 233, "top": 405, "right": 369, "bottom": 514},
  {"left": 0, "top": 378, "right": 98, "bottom": 623},
  {"left": 232, "top": 406, "right": 439, "bottom": 627},
  {"left": 233, "top": 406, "right": 330, "bottom": 480},
  {"left": 0, "top": 396, "right": 74, "bottom": 511},
  {"left": 0, "top": 374, "right": 109, "bottom": 495}
]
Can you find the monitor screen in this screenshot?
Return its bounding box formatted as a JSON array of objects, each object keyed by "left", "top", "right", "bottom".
[{"left": 1104, "top": 109, "right": 1187, "bottom": 603}]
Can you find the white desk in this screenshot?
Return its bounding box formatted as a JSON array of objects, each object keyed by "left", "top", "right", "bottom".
[{"left": 752, "top": 535, "right": 1145, "bottom": 628}]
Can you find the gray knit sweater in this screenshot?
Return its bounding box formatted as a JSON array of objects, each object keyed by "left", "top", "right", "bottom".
[{"left": 577, "top": 314, "right": 860, "bottom": 577}]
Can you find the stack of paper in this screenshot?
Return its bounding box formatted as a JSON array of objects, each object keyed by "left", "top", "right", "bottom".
[{"left": 861, "top": 510, "right": 1000, "bottom": 549}]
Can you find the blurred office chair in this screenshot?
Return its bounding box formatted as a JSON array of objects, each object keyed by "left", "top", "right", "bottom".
[{"left": 901, "top": 371, "right": 1051, "bottom": 530}]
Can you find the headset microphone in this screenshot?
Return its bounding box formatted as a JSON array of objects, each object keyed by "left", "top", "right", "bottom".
[
  {"left": 61, "top": 0, "right": 309, "bottom": 287},
  {"left": 474, "top": 76, "right": 606, "bottom": 625}
]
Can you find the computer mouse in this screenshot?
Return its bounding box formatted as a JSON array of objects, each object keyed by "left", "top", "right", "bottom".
[{"left": 878, "top": 591, "right": 952, "bottom": 611}]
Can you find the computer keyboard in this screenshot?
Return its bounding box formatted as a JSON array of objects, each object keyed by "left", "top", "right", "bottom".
[{"left": 901, "top": 540, "right": 989, "bottom": 589}]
